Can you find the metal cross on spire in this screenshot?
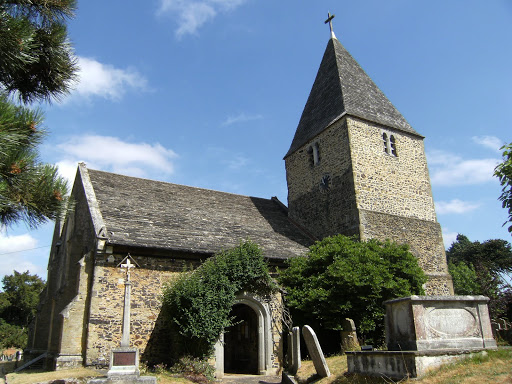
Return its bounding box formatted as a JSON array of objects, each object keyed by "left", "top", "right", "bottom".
[{"left": 324, "top": 12, "right": 336, "bottom": 39}]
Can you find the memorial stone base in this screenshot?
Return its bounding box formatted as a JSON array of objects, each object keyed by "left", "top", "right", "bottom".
[
  {"left": 346, "top": 296, "right": 497, "bottom": 379},
  {"left": 88, "top": 348, "right": 156, "bottom": 384}
]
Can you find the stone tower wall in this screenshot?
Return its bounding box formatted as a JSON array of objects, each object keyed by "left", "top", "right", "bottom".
[
  {"left": 285, "top": 115, "right": 453, "bottom": 294},
  {"left": 285, "top": 117, "right": 359, "bottom": 239},
  {"left": 347, "top": 117, "right": 437, "bottom": 222}
]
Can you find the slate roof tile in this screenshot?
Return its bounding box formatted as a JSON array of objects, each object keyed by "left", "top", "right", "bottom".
[
  {"left": 285, "top": 38, "right": 420, "bottom": 158},
  {"left": 86, "top": 169, "right": 312, "bottom": 259}
]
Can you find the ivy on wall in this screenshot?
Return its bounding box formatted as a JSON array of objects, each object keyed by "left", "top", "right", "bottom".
[{"left": 161, "top": 241, "right": 276, "bottom": 358}]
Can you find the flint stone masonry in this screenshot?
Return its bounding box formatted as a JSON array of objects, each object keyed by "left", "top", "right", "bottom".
[
  {"left": 285, "top": 116, "right": 453, "bottom": 294},
  {"left": 302, "top": 325, "right": 330, "bottom": 378}
]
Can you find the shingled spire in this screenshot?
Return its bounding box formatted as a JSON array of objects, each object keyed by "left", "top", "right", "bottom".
[{"left": 285, "top": 36, "right": 420, "bottom": 158}]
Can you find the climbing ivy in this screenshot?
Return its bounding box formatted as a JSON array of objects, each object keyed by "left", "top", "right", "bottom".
[{"left": 161, "top": 241, "right": 276, "bottom": 358}]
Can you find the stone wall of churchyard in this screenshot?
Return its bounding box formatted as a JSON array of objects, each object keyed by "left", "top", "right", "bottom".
[
  {"left": 359, "top": 209, "right": 453, "bottom": 295},
  {"left": 285, "top": 118, "right": 360, "bottom": 240},
  {"left": 347, "top": 117, "right": 437, "bottom": 222}
]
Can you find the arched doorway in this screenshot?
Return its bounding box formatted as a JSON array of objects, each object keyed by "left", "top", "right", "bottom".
[
  {"left": 224, "top": 304, "right": 258, "bottom": 374},
  {"left": 214, "top": 293, "right": 273, "bottom": 378}
]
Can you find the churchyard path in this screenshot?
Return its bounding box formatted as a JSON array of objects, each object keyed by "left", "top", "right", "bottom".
[{"left": 221, "top": 374, "right": 281, "bottom": 384}]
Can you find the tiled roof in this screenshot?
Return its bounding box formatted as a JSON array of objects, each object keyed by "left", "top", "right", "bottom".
[
  {"left": 285, "top": 38, "right": 420, "bottom": 158},
  {"left": 85, "top": 168, "right": 312, "bottom": 259}
]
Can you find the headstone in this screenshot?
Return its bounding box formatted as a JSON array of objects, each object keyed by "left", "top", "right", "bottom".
[
  {"left": 302, "top": 325, "right": 330, "bottom": 377},
  {"left": 289, "top": 326, "right": 301, "bottom": 374},
  {"left": 340, "top": 318, "right": 360, "bottom": 352}
]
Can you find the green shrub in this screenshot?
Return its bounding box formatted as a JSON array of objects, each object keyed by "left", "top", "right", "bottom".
[
  {"left": 170, "top": 356, "right": 215, "bottom": 384},
  {"left": 278, "top": 235, "right": 426, "bottom": 345}
]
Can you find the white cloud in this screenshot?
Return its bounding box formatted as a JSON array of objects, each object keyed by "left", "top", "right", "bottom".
[
  {"left": 442, "top": 229, "right": 459, "bottom": 250},
  {"left": 70, "top": 57, "right": 147, "bottom": 101},
  {"left": 222, "top": 113, "right": 263, "bottom": 126},
  {"left": 0, "top": 231, "right": 45, "bottom": 279},
  {"left": 55, "top": 135, "right": 178, "bottom": 183},
  {"left": 158, "top": 0, "right": 247, "bottom": 38},
  {"left": 428, "top": 150, "right": 499, "bottom": 186},
  {"left": 226, "top": 155, "right": 249, "bottom": 170},
  {"left": 435, "top": 199, "right": 480, "bottom": 215},
  {"left": 472, "top": 136, "right": 503, "bottom": 152}
]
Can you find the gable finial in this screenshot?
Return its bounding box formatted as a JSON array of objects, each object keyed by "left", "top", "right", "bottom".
[{"left": 324, "top": 12, "right": 336, "bottom": 39}]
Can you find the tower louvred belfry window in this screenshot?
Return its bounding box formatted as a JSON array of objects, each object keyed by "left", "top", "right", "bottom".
[
  {"left": 382, "top": 131, "right": 398, "bottom": 157},
  {"left": 390, "top": 135, "right": 398, "bottom": 157},
  {"left": 308, "top": 142, "right": 320, "bottom": 165}
]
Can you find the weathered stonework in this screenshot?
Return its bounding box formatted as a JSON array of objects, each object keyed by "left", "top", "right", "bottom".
[{"left": 285, "top": 116, "right": 453, "bottom": 294}]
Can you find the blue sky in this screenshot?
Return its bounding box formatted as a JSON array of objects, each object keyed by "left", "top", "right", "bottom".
[{"left": 1, "top": 0, "right": 511, "bottom": 281}]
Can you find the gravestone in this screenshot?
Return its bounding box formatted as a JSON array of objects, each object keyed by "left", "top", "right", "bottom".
[
  {"left": 347, "top": 295, "right": 497, "bottom": 379},
  {"left": 302, "top": 325, "right": 330, "bottom": 377},
  {"left": 340, "top": 318, "right": 360, "bottom": 352},
  {"left": 289, "top": 326, "right": 301, "bottom": 374}
]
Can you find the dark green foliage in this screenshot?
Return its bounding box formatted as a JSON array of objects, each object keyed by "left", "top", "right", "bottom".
[
  {"left": 0, "top": 270, "right": 46, "bottom": 348},
  {"left": 278, "top": 235, "right": 426, "bottom": 345},
  {"left": 495, "top": 142, "right": 512, "bottom": 234},
  {"left": 0, "top": 0, "right": 78, "bottom": 103},
  {"left": 448, "top": 261, "right": 480, "bottom": 295},
  {"left": 0, "top": 318, "right": 27, "bottom": 348},
  {"left": 161, "top": 241, "right": 276, "bottom": 358},
  {"left": 447, "top": 234, "right": 512, "bottom": 321},
  {"left": 0, "top": 93, "right": 68, "bottom": 227}
]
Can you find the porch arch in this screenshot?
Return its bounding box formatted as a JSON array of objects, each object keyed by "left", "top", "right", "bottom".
[{"left": 214, "top": 292, "right": 272, "bottom": 377}]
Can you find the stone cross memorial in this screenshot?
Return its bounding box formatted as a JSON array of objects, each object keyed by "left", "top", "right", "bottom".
[
  {"left": 107, "top": 255, "right": 141, "bottom": 378},
  {"left": 90, "top": 255, "right": 155, "bottom": 384}
]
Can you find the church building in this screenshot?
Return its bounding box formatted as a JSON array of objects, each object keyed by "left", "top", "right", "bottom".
[{"left": 27, "top": 24, "right": 453, "bottom": 376}]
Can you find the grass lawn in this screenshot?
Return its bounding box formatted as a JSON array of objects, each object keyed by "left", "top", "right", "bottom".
[
  {"left": 295, "top": 349, "right": 512, "bottom": 384},
  {"left": 2, "top": 349, "right": 512, "bottom": 384}
]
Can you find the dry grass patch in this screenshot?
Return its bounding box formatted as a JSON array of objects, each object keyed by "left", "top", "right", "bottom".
[
  {"left": 5, "top": 367, "right": 103, "bottom": 384},
  {"left": 294, "top": 349, "right": 512, "bottom": 384},
  {"left": 4, "top": 366, "right": 197, "bottom": 384}
]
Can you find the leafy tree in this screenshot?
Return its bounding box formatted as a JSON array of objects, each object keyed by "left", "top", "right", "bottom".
[
  {"left": 447, "top": 234, "right": 512, "bottom": 321},
  {"left": 0, "top": 94, "right": 68, "bottom": 227},
  {"left": 161, "top": 241, "right": 276, "bottom": 358},
  {"left": 0, "top": 1, "right": 77, "bottom": 228},
  {"left": 0, "top": 0, "right": 78, "bottom": 103},
  {"left": 278, "top": 235, "right": 426, "bottom": 345},
  {"left": 0, "top": 270, "right": 46, "bottom": 348},
  {"left": 448, "top": 261, "right": 480, "bottom": 295},
  {"left": 495, "top": 142, "right": 512, "bottom": 234}
]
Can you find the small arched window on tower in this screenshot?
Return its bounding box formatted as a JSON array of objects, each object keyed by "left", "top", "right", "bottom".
[
  {"left": 308, "top": 142, "right": 320, "bottom": 166},
  {"left": 382, "top": 131, "right": 398, "bottom": 157}
]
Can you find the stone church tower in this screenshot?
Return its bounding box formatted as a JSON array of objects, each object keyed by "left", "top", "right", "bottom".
[{"left": 284, "top": 32, "right": 453, "bottom": 295}]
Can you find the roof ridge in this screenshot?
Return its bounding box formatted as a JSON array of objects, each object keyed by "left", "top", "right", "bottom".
[{"left": 87, "top": 168, "right": 274, "bottom": 202}]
